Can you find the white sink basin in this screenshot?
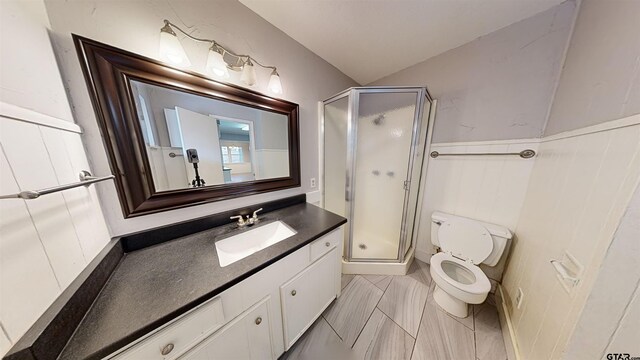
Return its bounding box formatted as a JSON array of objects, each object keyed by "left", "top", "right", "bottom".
[{"left": 215, "top": 221, "right": 297, "bottom": 267}]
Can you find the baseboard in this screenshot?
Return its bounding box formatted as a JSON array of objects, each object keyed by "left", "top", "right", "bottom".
[
  {"left": 414, "top": 248, "right": 432, "bottom": 264},
  {"left": 342, "top": 247, "right": 414, "bottom": 275},
  {"left": 496, "top": 285, "right": 521, "bottom": 360}
]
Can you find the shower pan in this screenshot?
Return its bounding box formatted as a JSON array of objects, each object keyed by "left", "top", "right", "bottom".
[{"left": 322, "top": 87, "right": 435, "bottom": 275}]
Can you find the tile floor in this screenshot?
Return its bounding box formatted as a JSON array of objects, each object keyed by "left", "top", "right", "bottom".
[{"left": 282, "top": 259, "right": 507, "bottom": 360}]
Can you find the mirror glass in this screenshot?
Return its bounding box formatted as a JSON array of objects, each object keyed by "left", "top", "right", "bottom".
[{"left": 130, "top": 80, "right": 290, "bottom": 191}]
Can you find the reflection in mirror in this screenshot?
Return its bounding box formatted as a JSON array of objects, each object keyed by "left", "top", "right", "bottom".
[{"left": 130, "top": 80, "right": 290, "bottom": 192}]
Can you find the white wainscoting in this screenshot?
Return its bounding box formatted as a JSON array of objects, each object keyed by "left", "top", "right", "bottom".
[
  {"left": 306, "top": 190, "right": 322, "bottom": 206},
  {"left": 502, "top": 115, "right": 640, "bottom": 360},
  {"left": 414, "top": 139, "right": 540, "bottom": 262},
  {"left": 0, "top": 107, "right": 111, "bottom": 355}
]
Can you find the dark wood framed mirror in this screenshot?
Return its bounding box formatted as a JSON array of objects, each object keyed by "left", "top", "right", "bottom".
[{"left": 73, "top": 35, "right": 300, "bottom": 217}]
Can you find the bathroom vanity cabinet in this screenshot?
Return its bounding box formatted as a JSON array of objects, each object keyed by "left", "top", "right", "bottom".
[
  {"left": 108, "top": 228, "right": 343, "bottom": 360},
  {"left": 176, "top": 298, "right": 273, "bottom": 360},
  {"left": 4, "top": 197, "right": 347, "bottom": 360}
]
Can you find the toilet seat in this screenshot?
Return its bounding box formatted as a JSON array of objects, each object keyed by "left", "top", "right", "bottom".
[
  {"left": 430, "top": 252, "right": 491, "bottom": 304},
  {"left": 438, "top": 218, "right": 493, "bottom": 264}
]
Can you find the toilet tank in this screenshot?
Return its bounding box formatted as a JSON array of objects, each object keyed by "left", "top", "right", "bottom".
[{"left": 431, "top": 211, "right": 512, "bottom": 266}]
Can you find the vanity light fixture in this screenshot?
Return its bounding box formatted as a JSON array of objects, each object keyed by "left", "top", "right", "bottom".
[
  {"left": 159, "top": 21, "right": 191, "bottom": 66},
  {"left": 206, "top": 45, "right": 229, "bottom": 78},
  {"left": 240, "top": 58, "right": 257, "bottom": 86},
  {"left": 158, "top": 19, "right": 283, "bottom": 94},
  {"left": 269, "top": 69, "right": 283, "bottom": 94}
]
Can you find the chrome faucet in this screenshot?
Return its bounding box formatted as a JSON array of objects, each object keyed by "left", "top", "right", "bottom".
[
  {"left": 230, "top": 215, "right": 247, "bottom": 227},
  {"left": 247, "top": 208, "right": 263, "bottom": 225},
  {"left": 230, "top": 208, "right": 263, "bottom": 227}
]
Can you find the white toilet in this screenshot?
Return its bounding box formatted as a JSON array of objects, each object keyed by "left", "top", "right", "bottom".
[{"left": 429, "top": 212, "right": 512, "bottom": 318}]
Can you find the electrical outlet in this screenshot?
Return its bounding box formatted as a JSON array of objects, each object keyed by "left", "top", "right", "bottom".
[
  {"left": 310, "top": 178, "right": 316, "bottom": 188},
  {"left": 515, "top": 288, "right": 524, "bottom": 309}
]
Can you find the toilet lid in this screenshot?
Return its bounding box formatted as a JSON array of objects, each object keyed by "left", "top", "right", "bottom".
[{"left": 438, "top": 218, "right": 493, "bottom": 264}]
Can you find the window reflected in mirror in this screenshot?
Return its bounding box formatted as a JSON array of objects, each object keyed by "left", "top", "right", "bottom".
[{"left": 130, "top": 80, "right": 290, "bottom": 192}]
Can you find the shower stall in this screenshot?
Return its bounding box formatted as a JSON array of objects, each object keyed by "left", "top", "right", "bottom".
[{"left": 322, "top": 87, "right": 435, "bottom": 275}]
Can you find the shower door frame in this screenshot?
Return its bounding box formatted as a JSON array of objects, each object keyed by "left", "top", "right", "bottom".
[{"left": 322, "top": 86, "right": 433, "bottom": 263}]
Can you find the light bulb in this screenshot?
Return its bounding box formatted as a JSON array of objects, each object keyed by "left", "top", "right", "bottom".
[
  {"left": 206, "top": 45, "right": 229, "bottom": 78},
  {"left": 240, "top": 59, "right": 257, "bottom": 86},
  {"left": 158, "top": 22, "right": 191, "bottom": 67},
  {"left": 268, "top": 69, "right": 282, "bottom": 94}
]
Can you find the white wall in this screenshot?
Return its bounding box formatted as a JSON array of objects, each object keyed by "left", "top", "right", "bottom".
[
  {"left": 0, "top": 113, "right": 111, "bottom": 355},
  {"left": 371, "top": 1, "right": 576, "bottom": 143},
  {"left": 502, "top": 116, "right": 640, "bottom": 359},
  {"left": 0, "top": 0, "right": 72, "bottom": 122},
  {"left": 415, "top": 139, "right": 539, "bottom": 270},
  {"left": 0, "top": 1, "right": 111, "bottom": 356},
  {"left": 606, "top": 289, "right": 640, "bottom": 356},
  {"left": 225, "top": 162, "right": 252, "bottom": 175},
  {"left": 43, "top": 0, "right": 357, "bottom": 235},
  {"left": 499, "top": 0, "right": 640, "bottom": 357},
  {"left": 565, "top": 182, "right": 640, "bottom": 359},
  {"left": 544, "top": 0, "right": 640, "bottom": 136}
]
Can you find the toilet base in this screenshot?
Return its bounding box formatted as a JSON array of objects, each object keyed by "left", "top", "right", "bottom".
[{"left": 433, "top": 284, "right": 470, "bottom": 318}]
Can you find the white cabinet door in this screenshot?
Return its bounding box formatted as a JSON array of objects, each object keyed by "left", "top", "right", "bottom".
[
  {"left": 110, "top": 297, "right": 225, "bottom": 360},
  {"left": 280, "top": 249, "right": 338, "bottom": 349},
  {"left": 179, "top": 297, "right": 273, "bottom": 360}
]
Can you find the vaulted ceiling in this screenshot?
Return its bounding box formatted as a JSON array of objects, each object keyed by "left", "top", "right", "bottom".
[{"left": 240, "top": 0, "right": 565, "bottom": 84}]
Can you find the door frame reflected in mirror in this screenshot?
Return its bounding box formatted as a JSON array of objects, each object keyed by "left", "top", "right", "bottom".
[{"left": 215, "top": 116, "right": 257, "bottom": 183}]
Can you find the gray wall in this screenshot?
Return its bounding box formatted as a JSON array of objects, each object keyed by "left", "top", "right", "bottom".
[
  {"left": 544, "top": 0, "right": 640, "bottom": 135},
  {"left": 134, "top": 81, "right": 263, "bottom": 147},
  {"left": 44, "top": 0, "right": 356, "bottom": 235},
  {"left": 370, "top": 1, "right": 576, "bottom": 143},
  {"left": 254, "top": 111, "right": 288, "bottom": 150}
]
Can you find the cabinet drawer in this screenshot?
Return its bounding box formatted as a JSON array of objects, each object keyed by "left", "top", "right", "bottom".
[
  {"left": 110, "top": 297, "right": 224, "bottom": 360},
  {"left": 309, "top": 229, "right": 340, "bottom": 263},
  {"left": 281, "top": 248, "right": 337, "bottom": 349}
]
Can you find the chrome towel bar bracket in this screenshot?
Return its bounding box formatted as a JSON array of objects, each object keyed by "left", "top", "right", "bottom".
[
  {"left": 0, "top": 170, "right": 114, "bottom": 200},
  {"left": 430, "top": 149, "right": 536, "bottom": 159}
]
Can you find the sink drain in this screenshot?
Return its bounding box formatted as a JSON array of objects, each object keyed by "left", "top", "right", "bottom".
[{"left": 358, "top": 243, "right": 367, "bottom": 250}]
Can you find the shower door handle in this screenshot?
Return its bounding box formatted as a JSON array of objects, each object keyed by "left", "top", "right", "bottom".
[{"left": 345, "top": 174, "right": 351, "bottom": 201}]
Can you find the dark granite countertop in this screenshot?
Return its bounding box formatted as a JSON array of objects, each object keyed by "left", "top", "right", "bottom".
[{"left": 59, "top": 202, "right": 346, "bottom": 359}]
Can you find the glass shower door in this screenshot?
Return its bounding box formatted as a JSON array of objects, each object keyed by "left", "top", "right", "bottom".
[
  {"left": 402, "top": 99, "right": 431, "bottom": 257},
  {"left": 323, "top": 94, "right": 350, "bottom": 255},
  {"left": 323, "top": 95, "right": 349, "bottom": 217},
  {"left": 349, "top": 91, "right": 419, "bottom": 260}
]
